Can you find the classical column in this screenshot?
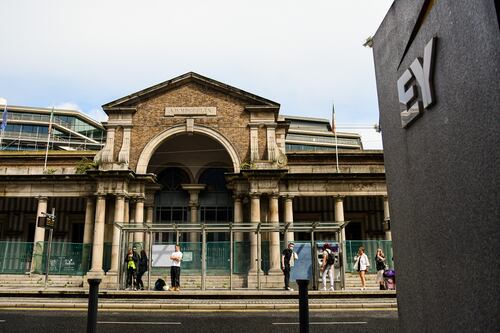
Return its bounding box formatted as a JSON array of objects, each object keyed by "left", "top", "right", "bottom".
[
  {"left": 266, "top": 124, "right": 277, "bottom": 161},
  {"left": 109, "top": 194, "right": 124, "bottom": 274},
  {"left": 284, "top": 195, "right": 294, "bottom": 245},
  {"left": 144, "top": 205, "right": 154, "bottom": 253},
  {"left": 182, "top": 184, "right": 205, "bottom": 243},
  {"left": 134, "top": 197, "right": 144, "bottom": 247},
  {"left": 249, "top": 193, "right": 262, "bottom": 273},
  {"left": 31, "top": 196, "right": 47, "bottom": 272},
  {"left": 383, "top": 195, "right": 392, "bottom": 241},
  {"left": 335, "top": 196, "right": 346, "bottom": 243},
  {"left": 90, "top": 194, "right": 106, "bottom": 274},
  {"left": 268, "top": 193, "right": 281, "bottom": 273},
  {"left": 82, "top": 196, "right": 95, "bottom": 272},
  {"left": 233, "top": 196, "right": 243, "bottom": 242},
  {"left": 249, "top": 124, "right": 259, "bottom": 161}
]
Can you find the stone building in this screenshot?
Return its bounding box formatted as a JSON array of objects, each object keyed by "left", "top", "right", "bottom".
[{"left": 0, "top": 72, "right": 389, "bottom": 288}]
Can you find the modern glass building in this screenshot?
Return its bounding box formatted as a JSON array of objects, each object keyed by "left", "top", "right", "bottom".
[{"left": 0, "top": 105, "right": 105, "bottom": 151}]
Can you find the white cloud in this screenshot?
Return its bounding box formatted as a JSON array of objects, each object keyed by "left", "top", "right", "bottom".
[
  {"left": 0, "top": 97, "right": 6, "bottom": 105},
  {"left": 52, "top": 102, "right": 81, "bottom": 111},
  {"left": 85, "top": 108, "right": 108, "bottom": 122}
]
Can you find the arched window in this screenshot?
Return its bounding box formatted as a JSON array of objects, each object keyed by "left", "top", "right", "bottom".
[
  {"left": 157, "top": 167, "right": 190, "bottom": 191},
  {"left": 198, "top": 168, "right": 228, "bottom": 192}
]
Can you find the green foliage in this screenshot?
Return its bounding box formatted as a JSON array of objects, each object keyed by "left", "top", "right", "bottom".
[
  {"left": 240, "top": 161, "right": 255, "bottom": 170},
  {"left": 45, "top": 168, "right": 57, "bottom": 175},
  {"left": 75, "top": 157, "right": 97, "bottom": 174}
]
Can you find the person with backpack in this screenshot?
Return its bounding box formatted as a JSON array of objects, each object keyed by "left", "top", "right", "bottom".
[{"left": 321, "top": 243, "right": 336, "bottom": 291}]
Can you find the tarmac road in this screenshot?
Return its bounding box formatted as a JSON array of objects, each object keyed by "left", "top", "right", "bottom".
[{"left": 0, "top": 309, "right": 398, "bottom": 333}]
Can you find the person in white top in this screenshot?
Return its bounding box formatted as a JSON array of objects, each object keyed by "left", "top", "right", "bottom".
[
  {"left": 321, "top": 244, "right": 335, "bottom": 291},
  {"left": 169, "top": 244, "right": 183, "bottom": 291},
  {"left": 353, "top": 246, "right": 370, "bottom": 290}
]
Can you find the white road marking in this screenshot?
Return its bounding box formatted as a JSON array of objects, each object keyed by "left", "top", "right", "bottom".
[
  {"left": 273, "top": 321, "right": 367, "bottom": 325},
  {"left": 98, "top": 321, "right": 181, "bottom": 325}
]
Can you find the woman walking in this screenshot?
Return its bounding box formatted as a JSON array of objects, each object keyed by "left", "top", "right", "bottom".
[
  {"left": 375, "top": 248, "right": 387, "bottom": 290},
  {"left": 354, "top": 246, "right": 370, "bottom": 290}
]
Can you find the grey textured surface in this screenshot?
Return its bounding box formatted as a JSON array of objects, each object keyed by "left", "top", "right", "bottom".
[{"left": 373, "top": 0, "right": 500, "bottom": 332}]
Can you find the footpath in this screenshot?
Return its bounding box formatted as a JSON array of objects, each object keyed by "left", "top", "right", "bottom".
[{"left": 0, "top": 288, "right": 397, "bottom": 311}]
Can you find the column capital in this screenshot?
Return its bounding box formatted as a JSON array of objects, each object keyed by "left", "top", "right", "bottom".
[
  {"left": 282, "top": 194, "right": 295, "bottom": 200},
  {"left": 134, "top": 196, "right": 145, "bottom": 203},
  {"left": 233, "top": 194, "right": 245, "bottom": 202},
  {"left": 269, "top": 192, "right": 280, "bottom": 200},
  {"left": 115, "top": 193, "right": 126, "bottom": 200},
  {"left": 37, "top": 196, "right": 48, "bottom": 202},
  {"left": 334, "top": 195, "right": 345, "bottom": 201},
  {"left": 249, "top": 192, "right": 261, "bottom": 199}
]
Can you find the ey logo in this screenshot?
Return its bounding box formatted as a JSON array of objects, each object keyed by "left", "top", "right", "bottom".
[{"left": 397, "top": 37, "right": 437, "bottom": 128}]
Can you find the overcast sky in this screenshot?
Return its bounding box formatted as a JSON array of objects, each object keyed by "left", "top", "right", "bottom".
[{"left": 0, "top": 0, "right": 393, "bottom": 149}]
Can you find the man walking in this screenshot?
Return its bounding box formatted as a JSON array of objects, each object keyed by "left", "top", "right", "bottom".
[
  {"left": 281, "top": 242, "right": 298, "bottom": 291},
  {"left": 169, "top": 244, "right": 183, "bottom": 291}
]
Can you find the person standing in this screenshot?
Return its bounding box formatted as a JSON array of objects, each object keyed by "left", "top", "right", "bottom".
[
  {"left": 321, "top": 244, "right": 335, "bottom": 291},
  {"left": 125, "top": 249, "right": 137, "bottom": 290},
  {"left": 375, "top": 248, "right": 387, "bottom": 290},
  {"left": 281, "top": 242, "right": 298, "bottom": 291},
  {"left": 136, "top": 249, "right": 148, "bottom": 290},
  {"left": 169, "top": 244, "right": 183, "bottom": 291},
  {"left": 353, "top": 246, "right": 370, "bottom": 290}
]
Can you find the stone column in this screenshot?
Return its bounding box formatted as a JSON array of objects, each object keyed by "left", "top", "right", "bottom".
[
  {"left": 182, "top": 184, "right": 205, "bottom": 243},
  {"left": 233, "top": 196, "right": 244, "bottom": 242},
  {"left": 383, "top": 195, "right": 392, "bottom": 241},
  {"left": 266, "top": 124, "right": 277, "bottom": 161},
  {"left": 109, "top": 194, "right": 124, "bottom": 274},
  {"left": 145, "top": 205, "right": 154, "bottom": 253},
  {"left": 249, "top": 193, "right": 261, "bottom": 273},
  {"left": 90, "top": 194, "right": 106, "bottom": 274},
  {"left": 249, "top": 124, "right": 259, "bottom": 162},
  {"left": 268, "top": 193, "right": 281, "bottom": 273},
  {"left": 284, "top": 195, "right": 294, "bottom": 245},
  {"left": 335, "top": 196, "right": 346, "bottom": 243},
  {"left": 134, "top": 197, "right": 144, "bottom": 247},
  {"left": 31, "top": 196, "right": 47, "bottom": 272},
  {"left": 124, "top": 198, "right": 132, "bottom": 246},
  {"left": 82, "top": 196, "right": 95, "bottom": 272}
]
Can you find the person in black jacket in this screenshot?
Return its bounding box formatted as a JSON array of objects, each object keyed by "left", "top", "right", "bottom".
[{"left": 136, "top": 249, "right": 148, "bottom": 290}]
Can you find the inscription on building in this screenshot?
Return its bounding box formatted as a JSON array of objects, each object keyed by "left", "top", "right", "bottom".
[
  {"left": 397, "top": 37, "right": 436, "bottom": 128},
  {"left": 165, "top": 107, "right": 217, "bottom": 117}
]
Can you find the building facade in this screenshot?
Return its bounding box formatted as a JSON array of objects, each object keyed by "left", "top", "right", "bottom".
[{"left": 0, "top": 72, "right": 390, "bottom": 288}]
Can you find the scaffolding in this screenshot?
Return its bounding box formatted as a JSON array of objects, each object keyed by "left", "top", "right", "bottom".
[{"left": 115, "top": 221, "right": 347, "bottom": 291}]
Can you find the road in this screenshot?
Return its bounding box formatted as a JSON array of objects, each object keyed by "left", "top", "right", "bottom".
[{"left": 0, "top": 309, "right": 398, "bottom": 332}]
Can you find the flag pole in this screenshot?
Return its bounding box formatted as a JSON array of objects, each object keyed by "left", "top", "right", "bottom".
[
  {"left": 332, "top": 102, "right": 339, "bottom": 173},
  {"left": 43, "top": 107, "right": 54, "bottom": 173}
]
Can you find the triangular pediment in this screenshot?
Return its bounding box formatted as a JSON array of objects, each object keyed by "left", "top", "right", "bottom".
[{"left": 102, "top": 72, "right": 279, "bottom": 111}]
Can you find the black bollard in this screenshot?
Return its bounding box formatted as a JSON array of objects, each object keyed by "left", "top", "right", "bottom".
[
  {"left": 296, "top": 279, "right": 310, "bottom": 333},
  {"left": 87, "top": 278, "right": 101, "bottom": 333}
]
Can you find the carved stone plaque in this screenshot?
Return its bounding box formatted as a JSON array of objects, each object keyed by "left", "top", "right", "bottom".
[{"left": 165, "top": 107, "right": 216, "bottom": 117}]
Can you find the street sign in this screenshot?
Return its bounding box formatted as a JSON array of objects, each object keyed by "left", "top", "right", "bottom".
[{"left": 37, "top": 216, "right": 47, "bottom": 228}]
